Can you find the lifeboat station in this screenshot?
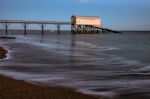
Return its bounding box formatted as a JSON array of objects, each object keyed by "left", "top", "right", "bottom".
[{"left": 0, "top": 15, "right": 118, "bottom": 35}]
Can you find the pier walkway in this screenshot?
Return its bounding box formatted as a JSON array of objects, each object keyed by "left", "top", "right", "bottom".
[
  {"left": 0, "top": 19, "right": 120, "bottom": 35},
  {"left": 0, "top": 20, "right": 71, "bottom": 35}
]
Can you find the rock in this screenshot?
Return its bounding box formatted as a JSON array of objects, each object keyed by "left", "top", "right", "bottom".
[{"left": 0, "top": 47, "right": 7, "bottom": 59}]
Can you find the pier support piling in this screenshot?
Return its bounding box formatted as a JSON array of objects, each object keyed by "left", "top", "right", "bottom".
[
  {"left": 5, "top": 23, "right": 8, "bottom": 35},
  {"left": 21, "top": 23, "right": 29, "bottom": 35},
  {"left": 57, "top": 24, "right": 60, "bottom": 34},
  {"left": 71, "top": 24, "right": 102, "bottom": 34},
  {"left": 40, "top": 24, "right": 46, "bottom": 35},
  {"left": 2, "top": 23, "right": 9, "bottom": 35}
]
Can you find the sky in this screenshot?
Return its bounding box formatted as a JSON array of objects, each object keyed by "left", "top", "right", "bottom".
[{"left": 0, "top": 0, "right": 150, "bottom": 30}]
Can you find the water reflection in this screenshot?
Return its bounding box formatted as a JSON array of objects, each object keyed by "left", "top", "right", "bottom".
[{"left": 40, "top": 34, "right": 45, "bottom": 43}]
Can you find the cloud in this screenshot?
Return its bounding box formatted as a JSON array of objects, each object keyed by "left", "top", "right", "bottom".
[{"left": 79, "top": 0, "right": 90, "bottom": 4}]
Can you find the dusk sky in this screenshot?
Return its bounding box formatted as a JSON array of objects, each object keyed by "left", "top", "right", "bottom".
[{"left": 0, "top": 0, "right": 150, "bottom": 30}]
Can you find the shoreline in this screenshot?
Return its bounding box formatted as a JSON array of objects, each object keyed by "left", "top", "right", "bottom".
[
  {"left": 0, "top": 46, "right": 106, "bottom": 99},
  {"left": 0, "top": 75, "right": 106, "bottom": 99}
]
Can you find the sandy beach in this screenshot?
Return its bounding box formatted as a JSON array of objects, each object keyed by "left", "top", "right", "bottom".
[
  {"left": 0, "top": 75, "right": 103, "bottom": 99},
  {"left": 0, "top": 46, "right": 106, "bottom": 99}
]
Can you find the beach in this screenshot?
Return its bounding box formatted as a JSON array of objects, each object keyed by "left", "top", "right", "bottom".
[
  {"left": 0, "top": 46, "right": 105, "bottom": 99},
  {"left": 0, "top": 75, "right": 102, "bottom": 99}
]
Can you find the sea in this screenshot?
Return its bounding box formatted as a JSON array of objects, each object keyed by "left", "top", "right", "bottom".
[{"left": 0, "top": 31, "right": 150, "bottom": 98}]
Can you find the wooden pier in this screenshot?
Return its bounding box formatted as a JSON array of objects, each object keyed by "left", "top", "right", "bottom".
[
  {"left": 0, "top": 17, "right": 120, "bottom": 35},
  {"left": 0, "top": 20, "right": 70, "bottom": 35}
]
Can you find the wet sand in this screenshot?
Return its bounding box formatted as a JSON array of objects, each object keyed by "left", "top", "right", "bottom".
[
  {"left": 0, "top": 46, "right": 106, "bottom": 99},
  {"left": 0, "top": 75, "right": 106, "bottom": 99}
]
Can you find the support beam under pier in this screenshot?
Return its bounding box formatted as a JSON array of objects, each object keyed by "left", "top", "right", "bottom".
[
  {"left": 3, "top": 23, "right": 9, "bottom": 35},
  {"left": 57, "top": 24, "right": 60, "bottom": 34},
  {"left": 21, "top": 23, "right": 29, "bottom": 35},
  {"left": 40, "top": 24, "right": 46, "bottom": 35}
]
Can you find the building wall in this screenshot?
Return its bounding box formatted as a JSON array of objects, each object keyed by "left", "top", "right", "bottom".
[{"left": 72, "top": 16, "right": 102, "bottom": 28}]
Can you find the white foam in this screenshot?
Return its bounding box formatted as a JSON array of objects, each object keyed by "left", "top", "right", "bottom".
[
  {"left": 78, "top": 89, "right": 116, "bottom": 97},
  {"left": 76, "top": 41, "right": 98, "bottom": 48},
  {"left": 110, "top": 55, "right": 142, "bottom": 66},
  {"left": 0, "top": 70, "right": 67, "bottom": 82},
  {"left": 75, "top": 42, "right": 120, "bottom": 51},
  {"left": 101, "top": 46, "right": 120, "bottom": 51},
  {"left": 135, "top": 65, "right": 150, "bottom": 71}
]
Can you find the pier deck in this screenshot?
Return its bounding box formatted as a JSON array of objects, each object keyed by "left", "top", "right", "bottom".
[
  {"left": 0, "top": 20, "right": 71, "bottom": 35},
  {"left": 0, "top": 19, "right": 120, "bottom": 35}
]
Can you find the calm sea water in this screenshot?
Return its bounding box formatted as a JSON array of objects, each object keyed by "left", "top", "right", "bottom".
[{"left": 0, "top": 31, "right": 150, "bottom": 98}]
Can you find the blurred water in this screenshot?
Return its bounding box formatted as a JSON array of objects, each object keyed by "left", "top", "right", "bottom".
[{"left": 0, "top": 31, "right": 150, "bottom": 98}]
